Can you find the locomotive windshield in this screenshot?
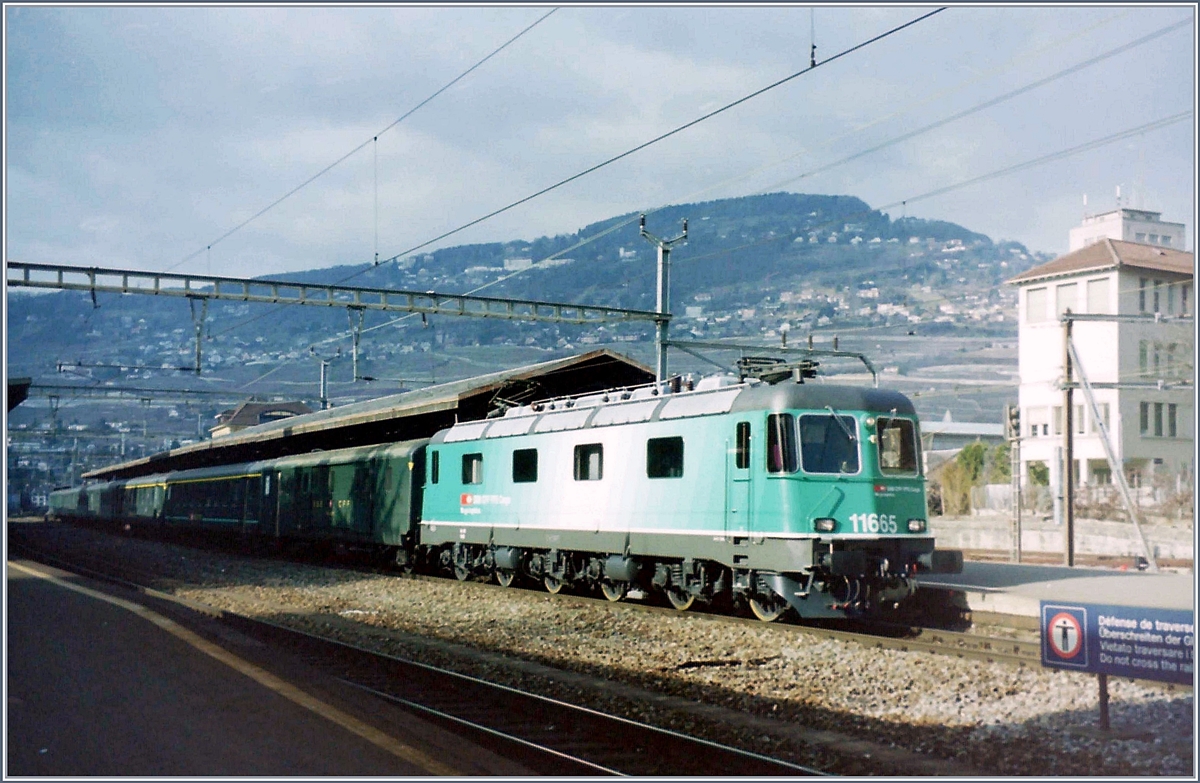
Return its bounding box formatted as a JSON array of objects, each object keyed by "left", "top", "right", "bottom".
[
  {"left": 877, "top": 417, "right": 920, "bottom": 475},
  {"left": 798, "top": 413, "right": 860, "bottom": 474}
]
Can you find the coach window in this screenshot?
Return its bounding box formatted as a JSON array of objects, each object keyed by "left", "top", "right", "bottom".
[
  {"left": 462, "top": 453, "right": 483, "bottom": 485},
  {"left": 766, "top": 413, "right": 798, "bottom": 473},
  {"left": 799, "top": 413, "right": 860, "bottom": 474},
  {"left": 429, "top": 451, "right": 439, "bottom": 484},
  {"left": 512, "top": 448, "right": 538, "bottom": 483},
  {"left": 735, "top": 422, "right": 751, "bottom": 469},
  {"left": 877, "top": 417, "right": 919, "bottom": 475},
  {"left": 574, "top": 444, "right": 603, "bottom": 481},
  {"left": 647, "top": 436, "right": 684, "bottom": 478}
]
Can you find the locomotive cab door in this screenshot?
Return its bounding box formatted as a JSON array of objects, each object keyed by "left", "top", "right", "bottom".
[{"left": 725, "top": 421, "right": 752, "bottom": 534}]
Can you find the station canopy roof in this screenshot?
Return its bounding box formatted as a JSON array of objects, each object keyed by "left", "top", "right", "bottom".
[{"left": 84, "top": 349, "right": 653, "bottom": 480}]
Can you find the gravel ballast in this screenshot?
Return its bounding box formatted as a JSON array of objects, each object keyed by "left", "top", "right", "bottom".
[{"left": 10, "top": 521, "right": 1194, "bottom": 776}]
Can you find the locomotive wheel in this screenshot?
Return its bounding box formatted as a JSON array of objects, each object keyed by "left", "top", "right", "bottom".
[
  {"left": 544, "top": 575, "right": 565, "bottom": 594},
  {"left": 495, "top": 569, "right": 516, "bottom": 588},
  {"left": 749, "top": 593, "right": 789, "bottom": 623},
  {"left": 665, "top": 586, "right": 695, "bottom": 611},
  {"left": 599, "top": 580, "right": 627, "bottom": 602},
  {"left": 453, "top": 564, "right": 471, "bottom": 581}
]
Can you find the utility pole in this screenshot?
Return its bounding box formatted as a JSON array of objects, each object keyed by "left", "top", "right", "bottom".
[
  {"left": 640, "top": 214, "right": 687, "bottom": 387},
  {"left": 1062, "top": 313, "right": 1075, "bottom": 566},
  {"left": 188, "top": 296, "right": 208, "bottom": 375},
  {"left": 312, "top": 346, "right": 341, "bottom": 410},
  {"left": 1006, "top": 404, "right": 1022, "bottom": 562},
  {"left": 348, "top": 306, "right": 365, "bottom": 381}
]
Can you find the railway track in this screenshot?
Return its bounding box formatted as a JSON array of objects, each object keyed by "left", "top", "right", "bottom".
[
  {"left": 10, "top": 522, "right": 1042, "bottom": 669},
  {"left": 8, "top": 536, "right": 822, "bottom": 776}
]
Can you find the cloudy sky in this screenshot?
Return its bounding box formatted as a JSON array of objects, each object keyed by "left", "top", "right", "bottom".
[{"left": 5, "top": 5, "right": 1195, "bottom": 280}]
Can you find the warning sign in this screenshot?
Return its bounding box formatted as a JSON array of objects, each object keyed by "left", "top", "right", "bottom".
[
  {"left": 1041, "top": 601, "right": 1193, "bottom": 685},
  {"left": 1042, "top": 605, "right": 1088, "bottom": 668}
]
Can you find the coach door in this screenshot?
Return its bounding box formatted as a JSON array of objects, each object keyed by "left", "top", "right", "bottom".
[{"left": 725, "top": 421, "right": 752, "bottom": 534}]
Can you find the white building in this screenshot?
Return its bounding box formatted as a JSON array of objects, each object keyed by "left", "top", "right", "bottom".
[
  {"left": 1007, "top": 239, "right": 1193, "bottom": 491},
  {"left": 1068, "top": 208, "right": 1186, "bottom": 252}
]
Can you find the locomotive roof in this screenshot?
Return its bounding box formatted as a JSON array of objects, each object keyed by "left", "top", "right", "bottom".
[
  {"left": 431, "top": 378, "right": 915, "bottom": 443},
  {"left": 728, "top": 381, "right": 916, "bottom": 415}
]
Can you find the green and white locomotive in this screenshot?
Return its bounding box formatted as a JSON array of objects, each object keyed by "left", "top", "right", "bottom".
[
  {"left": 421, "top": 374, "right": 961, "bottom": 620},
  {"left": 48, "top": 373, "right": 961, "bottom": 622}
]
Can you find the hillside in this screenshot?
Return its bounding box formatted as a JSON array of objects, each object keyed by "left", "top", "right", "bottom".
[{"left": 7, "top": 191, "right": 1044, "bottom": 385}]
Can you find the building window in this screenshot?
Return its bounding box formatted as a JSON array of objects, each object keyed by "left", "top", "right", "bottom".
[
  {"left": 1154, "top": 403, "right": 1164, "bottom": 437},
  {"left": 573, "top": 444, "right": 603, "bottom": 481},
  {"left": 1183, "top": 283, "right": 1191, "bottom": 315},
  {"left": 1026, "top": 287, "right": 1047, "bottom": 322},
  {"left": 512, "top": 449, "right": 538, "bottom": 483},
  {"left": 1052, "top": 406, "right": 1062, "bottom": 435},
  {"left": 1153, "top": 279, "right": 1162, "bottom": 313},
  {"left": 1135, "top": 232, "right": 1147, "bottom": 242},
  {"left": 1090, "top": 403, "right": 1110, "bottom": 434},
  {"left": 766, "top": 413, "right": 798, "bottom": 473},
  {"left": 735, "top": 422, "right": 751, "bottom": 469},
  {"left": 1149, "top": 234, "right": 1161, "bottom": 244},
  {"left": 1139, "top": 277, "right": 1147, "bottom": 312},
  {"left": 1162, "top": 235, "right": 1172, "bottom": 246},
  {"left": 646, "top": 437, "right": 684, "bottom": 478},
  {"left": 1154, "top": 343, "right": 1161, "bottom": 373},
  {"left": 1168, "top": 404, "right": 1177, "bottom": 438},
  {"left": 1055, "top": 283, "right": 1077, "bottom": 316},
  {"left": 1086, "top": 278, "right": 1109, "bottom": 314},
  {"left": 1075, "top": 405, "right": 1085, "bottom": 434},
  {"left": 1168, "top": 283, "right": 1176, "bottom": 314},
  {"left": 1139, "top": 341, "right": 1148, "bottom": 375},
  {"left": 462, "top": 453, "right": 483, "bottom": 485}
]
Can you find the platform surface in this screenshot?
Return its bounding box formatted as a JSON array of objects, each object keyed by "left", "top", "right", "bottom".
[
  {"left": 6, "top": 560, "right": 532, "bottom": 777},
  {"left": 917, "top": 560, "right": 1194, "bottom": 617}
]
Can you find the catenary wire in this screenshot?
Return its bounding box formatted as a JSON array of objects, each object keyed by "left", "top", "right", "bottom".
[
  {"left": 165, "top": 8, "right": 559, "bottom": 273},
  {"left": 229, "top": 110, "right": 1191, "bottom": 394},
  {"left": 207, "top": 7, "right": 949, "bottom": 350},
  {"left": 351, "top": 8, "right": 947, "bottom": 277}
]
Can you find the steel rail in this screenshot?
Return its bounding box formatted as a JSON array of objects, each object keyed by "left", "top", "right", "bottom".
[{"left": 7, "top": 261, "right": 663, "bottom": 326}]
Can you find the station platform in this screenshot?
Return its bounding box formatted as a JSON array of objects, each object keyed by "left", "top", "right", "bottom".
[
  {"left": 6, "top": 558, "right": 531, "bottom": 777},
  {"left": 917, "top": 561, "right": 1195, "bottom": 621}
]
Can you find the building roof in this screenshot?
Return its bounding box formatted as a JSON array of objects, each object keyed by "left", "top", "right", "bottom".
[
  {"left": 84, "top": 349, "right": 654, "bottom": 480},
  {"left": 213, "top": 400, "right": 313, "bottom": 431},
  {"left": 1006, "top": 239, "right": 1193, "bottom": 286}
]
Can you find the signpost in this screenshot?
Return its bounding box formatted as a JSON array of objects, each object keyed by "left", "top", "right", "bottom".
[{"left": 1041, "top": 601, "right": 1194, "bottom": 730}]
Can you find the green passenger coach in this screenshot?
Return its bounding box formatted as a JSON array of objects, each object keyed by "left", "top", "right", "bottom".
[{"left": 420, "top": 375, "right": 962, "bottom": 620}]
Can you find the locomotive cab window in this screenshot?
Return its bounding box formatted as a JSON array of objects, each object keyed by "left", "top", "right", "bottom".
[
  {"left": 799, "top": 413, "right": 860, "bottom": 474},
  {"left": 574, "top": 443, "right": 603, "bottom": 481},
  {"left": 766, "top": 413, "right": 798, "bottom": 473},
  {"left": 462, "top": 453, "right": 483, "bottom": 485},
  {"left": 512, "top": 448, "right": 538, "bottom": 483},
  {"left": 646, "top": 437, "right": 684, "bottom": 478},
  {"left": 429, "top": 451, "right": 440, "bottom": 484},
  {"left": 735, "top": 422, "right": 751, "bottom": 469},
  {"left": 877, "top": 417, "right": 919, "bottom": 475}
]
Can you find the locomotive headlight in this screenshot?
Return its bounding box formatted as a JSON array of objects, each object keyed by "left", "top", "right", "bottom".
[
  {"left": 906, "top": 518, "right": 927, "bottom": 533},
  {"left": 814, "top": 517, "right": 837, "bottom": 533}
]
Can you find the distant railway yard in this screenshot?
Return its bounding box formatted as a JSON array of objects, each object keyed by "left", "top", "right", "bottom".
[{"left": 9, "top": 518, "right": 1192, "bottom": 776}]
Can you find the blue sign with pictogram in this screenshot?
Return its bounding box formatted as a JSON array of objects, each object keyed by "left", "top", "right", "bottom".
[{"left": 1041, "top": 601, "right": 1194, "bottom": 685}]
